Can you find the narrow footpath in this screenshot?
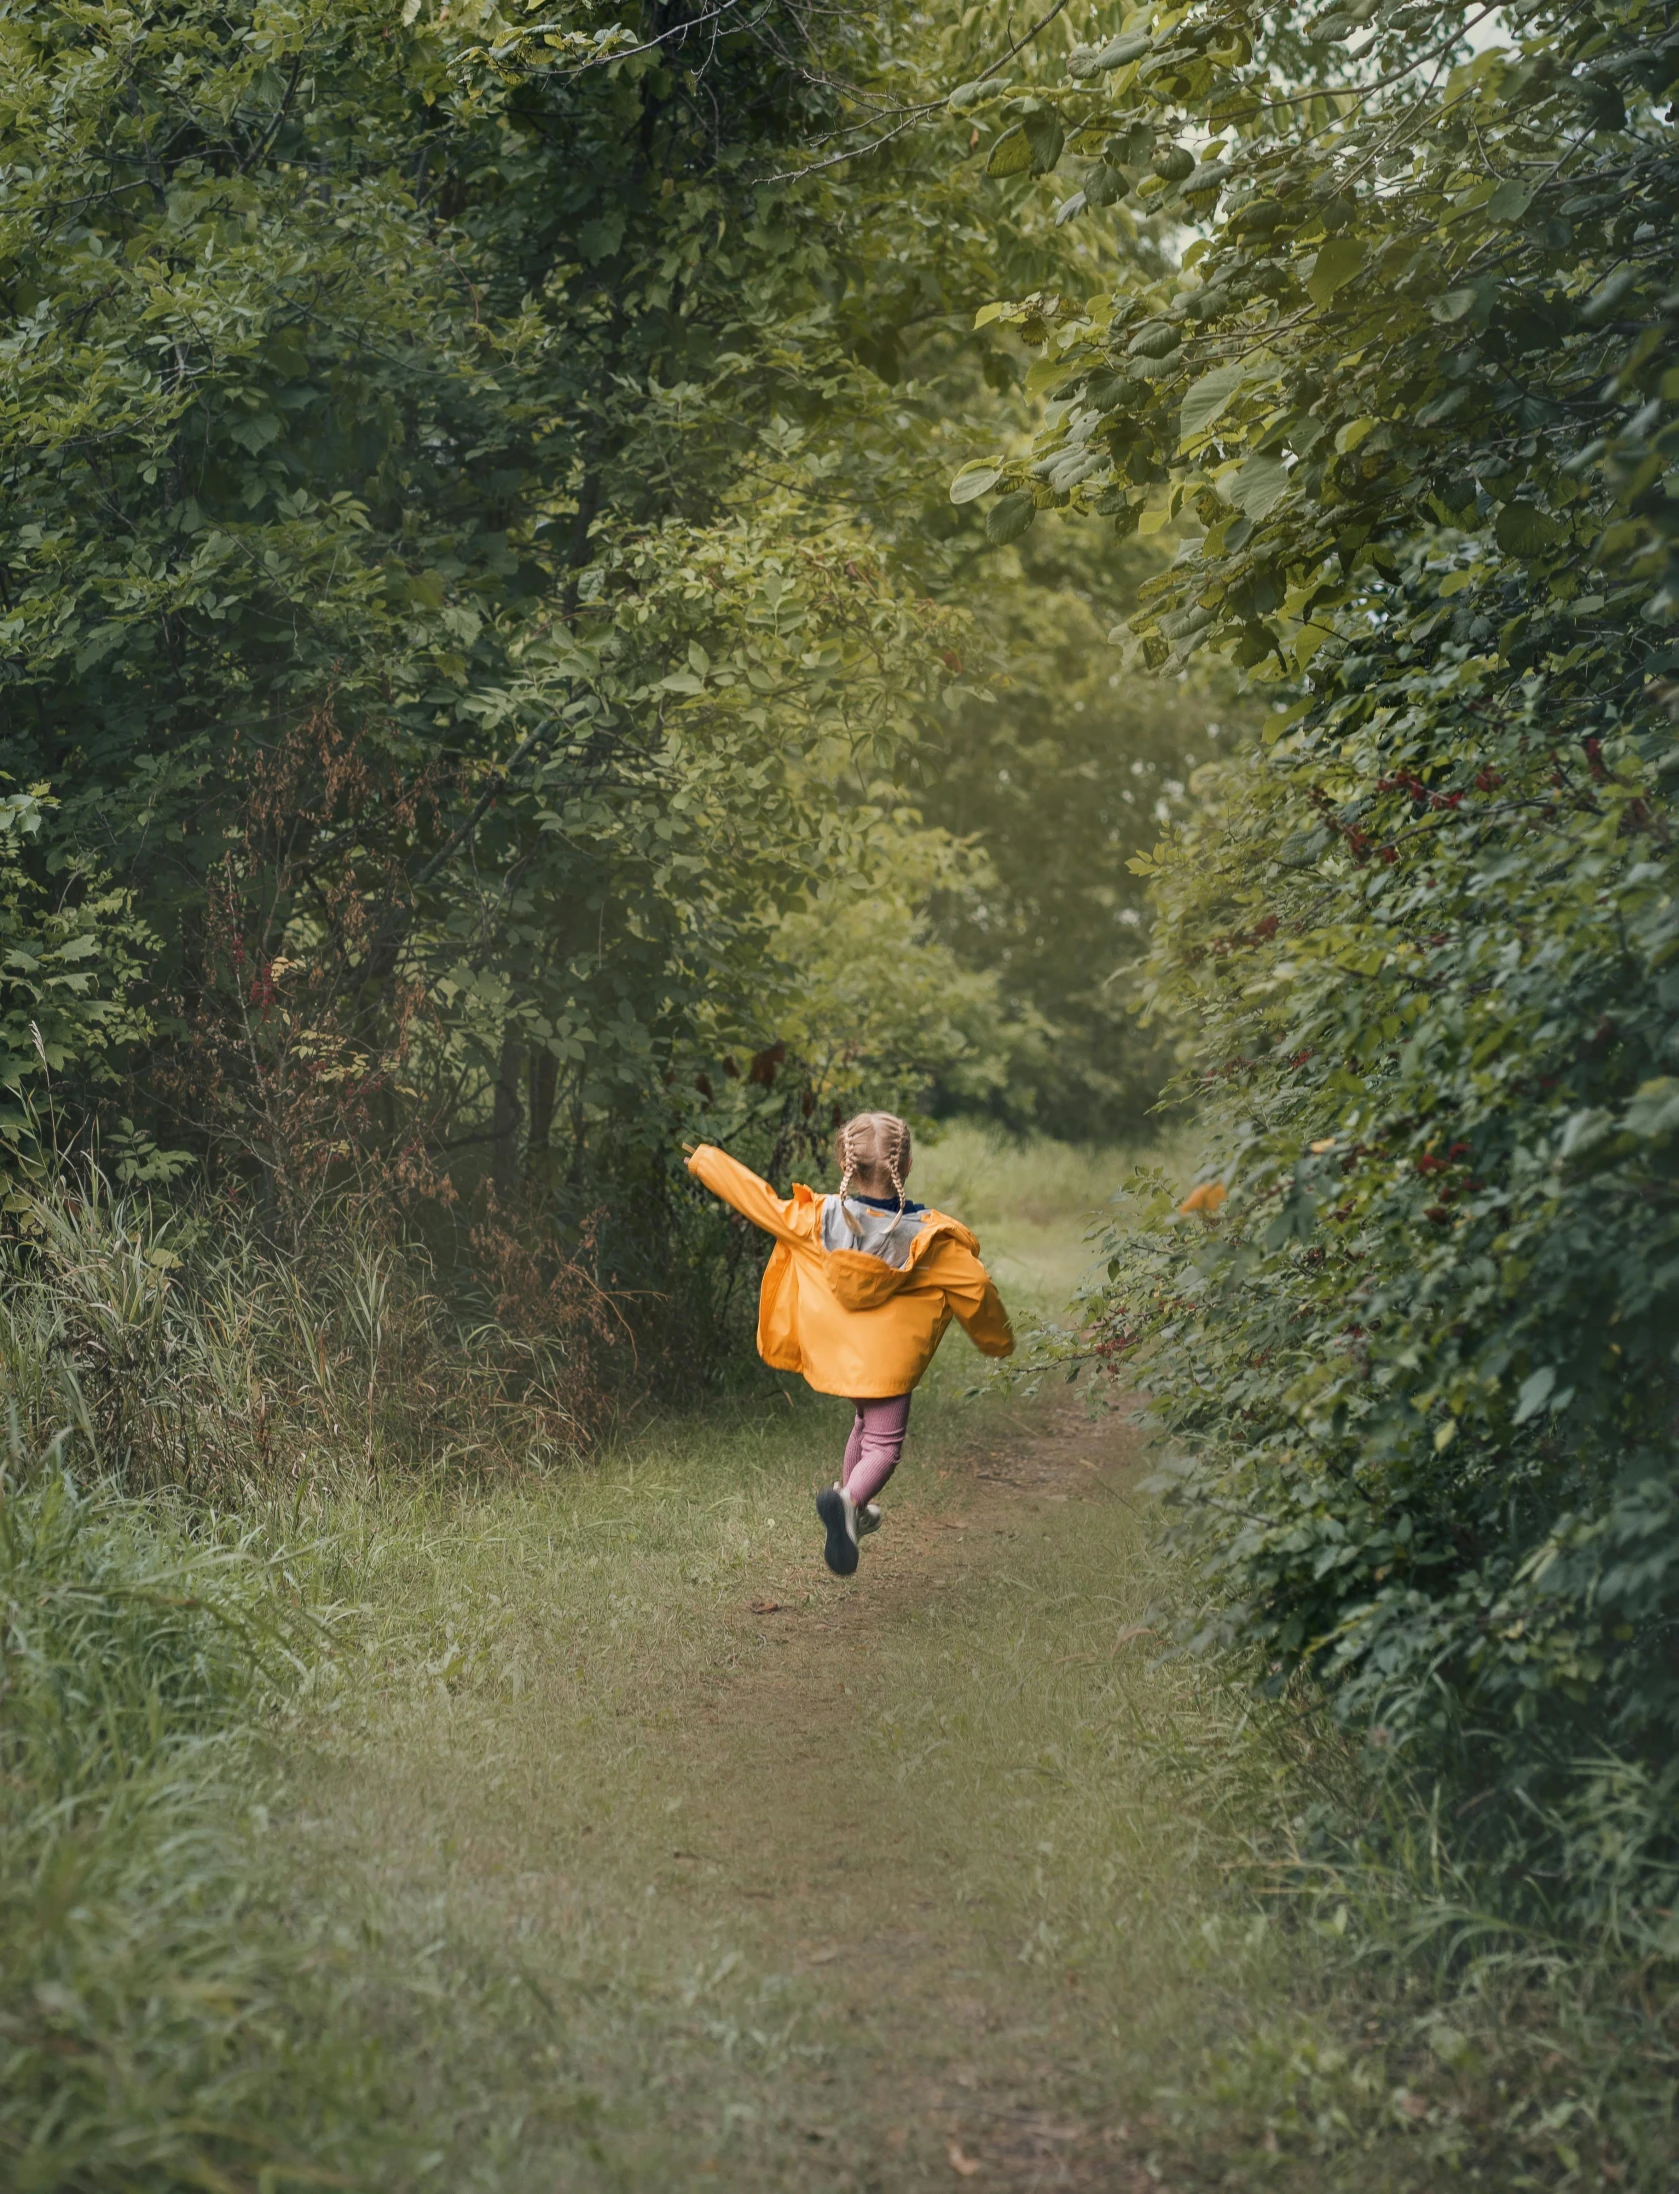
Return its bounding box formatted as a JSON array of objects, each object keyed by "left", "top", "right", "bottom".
[
  {"left": 280, "top": 1385, "right": 1412, "bottom": 2193},
  {"left": 652, "top": 1396, "right": 1168, "bottom": 2191}
]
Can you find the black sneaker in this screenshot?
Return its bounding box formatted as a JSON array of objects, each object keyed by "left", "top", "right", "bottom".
[
  {"left": 815, "top": 1483, "right": 859, "bottom": 1577},
  {"left": 856, "top": 1502, "right": 883, "bottom": 1537}
]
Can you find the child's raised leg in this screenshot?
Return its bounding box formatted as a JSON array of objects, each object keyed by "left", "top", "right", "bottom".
[
  {"left": 842, "top": 1394, "right": 912, "bottom": 1510},
  {"left": 819, "top": 1396, "right": 912, "bottom": 1576}
]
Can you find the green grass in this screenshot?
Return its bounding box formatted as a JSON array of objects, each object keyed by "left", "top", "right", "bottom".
[
  {"left": 0, "top": 1461, "right": 388, "bottom": 2192},
  {"left": 263, "top": 1132, "right": 1673, "bottom": 2193},
  {"left": 276, "top": 1382, "right": 1297, "bottom": 2190},
  {"left": 281, "top": 1376, "right": 1678, "bottom": 2192},
  {"left": 912, "top": 1118, "right": 1193, "bottom": 1312}
]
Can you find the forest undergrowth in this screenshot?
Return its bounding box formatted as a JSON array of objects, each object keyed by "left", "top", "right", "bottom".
[{"left": 2, "top": 1131, "right": 1674, "bottom": 2191}]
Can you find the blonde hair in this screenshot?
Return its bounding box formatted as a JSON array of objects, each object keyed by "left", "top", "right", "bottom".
[{"left": 834, "top": 1111, "right": 912, "bottom": 1240}]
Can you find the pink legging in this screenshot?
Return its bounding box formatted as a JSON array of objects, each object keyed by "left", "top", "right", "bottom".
[{"left": 842, "top": 1394, "right": 913, "bottom": 1508}]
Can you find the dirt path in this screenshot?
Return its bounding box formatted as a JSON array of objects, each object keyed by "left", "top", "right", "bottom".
[
  {"left": 287, "top": 1389, "right": 1280, "bottom": 2191},
  {"left": 673, "top": 1398, "right": 1155, "bottom": 2192}
]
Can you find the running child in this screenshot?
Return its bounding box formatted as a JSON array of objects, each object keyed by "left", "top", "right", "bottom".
[{"left": 685, "top": 1112, "right": 1014, "bottom": 1577}]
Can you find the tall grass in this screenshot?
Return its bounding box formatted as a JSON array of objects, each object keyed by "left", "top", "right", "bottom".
[
  {"left": 0, "top": 1444, "right": 387, "bottom": 2191},
  {"left": 1103, "top": 1694, "right": 1676, "bottom": 2188},
  {"left": 0, "top": 1130, "right": 1165, "bottom": 1502},
  {"left": 0, "top": 1158, "right": 779, "bottom": 2186},
  {"left": 1, "top": 1166, "right": 625, "bottom": 1499},
  {"left": 912, "top": 1130, "right": 1679, "bottom": 2183}
]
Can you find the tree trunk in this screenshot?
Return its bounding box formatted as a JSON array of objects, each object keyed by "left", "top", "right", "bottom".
[
  {"left": 526, "top": 1047, "right": 557, "bottom": 1175},
  {"left": 491, "top": 1023, "right": 523, "bottom": 1198}
]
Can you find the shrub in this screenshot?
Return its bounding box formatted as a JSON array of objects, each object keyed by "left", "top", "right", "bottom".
[{"left": 968, "top": 0, "right": 1679, "bottom": 1919}]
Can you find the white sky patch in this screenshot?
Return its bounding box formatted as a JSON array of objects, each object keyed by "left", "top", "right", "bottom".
[{"left": 1464, "top": 8, "right": 1515, "bottom": 54}]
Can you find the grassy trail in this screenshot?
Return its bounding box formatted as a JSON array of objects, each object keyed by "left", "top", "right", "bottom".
[
  {"left": 289, "top": 1389, "right": 1280, "bottom": 2192},
  {"left": 269, "top": 1138, "right": 1447, "bottom": 2190}
]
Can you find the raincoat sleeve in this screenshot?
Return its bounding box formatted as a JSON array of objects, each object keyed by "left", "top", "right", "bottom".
[
  {"left": 934, "top": 1241, "right": 1015, "bottom": 1358},
  {"left": 686, "top": 1143, "right": 803, "bottom": 1245}
]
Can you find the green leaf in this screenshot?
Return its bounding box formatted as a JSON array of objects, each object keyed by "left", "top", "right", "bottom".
[
  {"left": 228, "top": 412, "right": 282, "bottom": 454},
  {"left": 1306, "top": 236, "right": 1366, "bottom": 309},
  {"left": 1127, "top": 320, "right": 1180, "bottom": 361},
  {"left": 1624, "top": 1078, "right": 1679, "bottom": 1142},
  {"left": 1021, "top": 110, "right": 1065, "bottom": 175},
  {"left": 1066, "top": 29, "right": 1151, "bottom": 79},
  {"left": 1431, "top": 281, "right": 1493, "bottom": 327},
  {"left": 1024, "top": 353, "right": 1071, "bottom": 396},
  {"left": 986, "top": 491, "right": 1037, "bottom": 545},
  {"left": 1488, "top": 178, "right": 1534, "bottom": 223},
  {"left": 1494, "top": 502, "right": 1562, "bottom": 556},
  {"left": 1512, "top": 1367, "right": 1556, "bottom": 1426},
  {"left": 577, "top": 211, "right": 625, "bottom": 263},
  {"left": 1179, "top": 363, "right": 1246, "bottom": 444},
  {"left": 950, "top": 463, "right": 1003, "bottom": 506},
  {"left": 985, "top": 126, "right": 1033, "bottom": 179},
  {"left": 1228, "top": 451, "right": 1290, "bottom": 520}
]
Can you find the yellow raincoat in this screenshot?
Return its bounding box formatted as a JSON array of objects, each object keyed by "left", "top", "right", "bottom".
[{"left": 686, "top": 1143, "right": 1014, "bottom": 1398}]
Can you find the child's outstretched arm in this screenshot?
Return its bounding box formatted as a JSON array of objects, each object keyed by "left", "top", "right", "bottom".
[
  {"left": 936, "top": 1243, "right": 1015, "bottom": 1358},
  {"left": 685, "top": 1142, "right": 804, "bottom": 1245}
]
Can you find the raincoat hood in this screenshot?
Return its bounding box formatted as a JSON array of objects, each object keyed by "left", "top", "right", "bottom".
[{"left": 820, "top": 1208, "right": 981, "bottom": 1312}]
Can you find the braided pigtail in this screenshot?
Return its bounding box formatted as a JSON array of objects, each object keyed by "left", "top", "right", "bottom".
[
  {"left": 836, "top": 1120, "right": 864, "bottom": 1238},
  {"left": 875, "top": 1119, "right": 909, "bottom": 1245},
  {"left": 886, "top": 1122, "right": 907, "bottom": 1218}
]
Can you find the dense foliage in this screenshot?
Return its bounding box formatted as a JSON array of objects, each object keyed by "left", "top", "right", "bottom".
[
  {"left": 0, "top": 1, "right": 943, "bottom": 1217},
  {"left": 0, "top": 0, "right": 1219, "bottom": 1324},
  {"left": 954, "top": 0, "right": 1679, "bottom": 1917}
]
